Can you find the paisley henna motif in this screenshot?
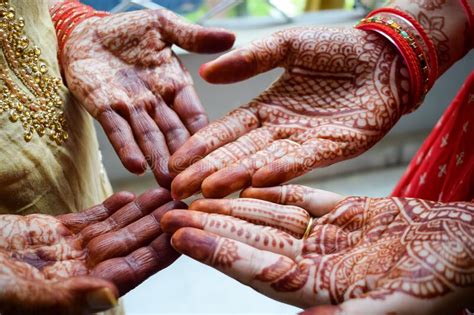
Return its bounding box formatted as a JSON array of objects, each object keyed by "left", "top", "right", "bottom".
[{"left": 162, "top": 186, "right": 474, "bottom": 312}]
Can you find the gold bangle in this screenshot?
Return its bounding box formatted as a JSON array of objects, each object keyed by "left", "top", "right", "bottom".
[{"left": 303, "top": 217, "right": 313, "bottom": 239}]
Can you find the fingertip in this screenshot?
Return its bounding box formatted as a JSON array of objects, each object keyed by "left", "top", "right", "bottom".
[
  {"left": 201, "top": 165, "right": 251, "bottom": 198},
  {"left": 170, "top": 175, "right": 194, "bottom": 201},
  {"left": 197, "top": 30, "right": 236, "bottom": 53},
  {"left": 160, "top": 210, "right": 186, "bottom": 234},
  {"left": 168, "top": 136, "right": 207, "bottom": 174},
  {"left": 199, "top": 49, "right": 257, "bottom": 84},
  {"left": 171, "top": 228, "right": 217, "bottom": 262},
  {"left": 239, "top": 186, "right": 281, "bottom": 203},
  {"left": 122, "top": 154, "right": 147, "bottom": 175}
]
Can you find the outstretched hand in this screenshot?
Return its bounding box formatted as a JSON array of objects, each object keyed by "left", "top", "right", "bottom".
[
  {"left": 63, "top": 9, "right": 235, "bottom": 188},
  {"left": 162, "top": 185, "right": 474, "bottom": 314},
  {"left": 0, "top": 188, "right": 185, "bottom": 315},
  {"left": 170, "top": 27, "right": 410, "bottom": 199}
]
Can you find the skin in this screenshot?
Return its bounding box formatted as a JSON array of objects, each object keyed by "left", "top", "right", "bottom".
[
  {"left": 169, "top": 0, "right": 471, "bottom": 200},
  {"left": 52, "top": 2, "right": 235, "bottom": 188},
  {"left": 0, "top": 188, "right": 186, "bottom": 315},
  {"left": 161, "top": 184, "right": 474, "bottom": 314}
]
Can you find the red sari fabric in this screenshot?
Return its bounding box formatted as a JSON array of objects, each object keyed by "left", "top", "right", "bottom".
[{"left": 392, "top": 71, "right": 474, "bottom": 202}]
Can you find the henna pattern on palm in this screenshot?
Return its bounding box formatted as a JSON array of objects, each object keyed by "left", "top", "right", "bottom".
[
  {"left": 169, "top": 27, "right": 410, "bottom": 199},
  {"left": 162, "top": 185, "right": 474, "bottom": 313},
  {"left": 62, "top": 9, "right": 234, "bottom": 188},
  {"left": 0, "top": 189, "right": 184, "bottom": 315}
]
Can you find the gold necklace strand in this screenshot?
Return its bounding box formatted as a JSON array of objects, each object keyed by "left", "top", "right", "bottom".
[{"left": 0, "top": 0, "right": 67, "bottom": 144}]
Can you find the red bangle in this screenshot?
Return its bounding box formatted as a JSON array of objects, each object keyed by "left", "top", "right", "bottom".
[
  {"left": 368, "top": 8, "right": 438, "bottom": 89},
  {"left": 356, "top": 18, "right": 425, "bottom": 113},
  {"left": 50, "top": 0, "right": 110, "bottom": 66}
]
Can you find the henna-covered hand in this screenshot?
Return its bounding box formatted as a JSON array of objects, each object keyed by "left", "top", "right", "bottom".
[
  {"left": 62, "top": 9, "right": 235, "bottom": 188},
  {"left": 0, "top": 188, "right": 185, "bottom": 315},
  {"left": 169, "top": 27, "right": 410, "bottom": 199},
  {"left": 162, "top": 185, "right": 474, "bottom": 314}
]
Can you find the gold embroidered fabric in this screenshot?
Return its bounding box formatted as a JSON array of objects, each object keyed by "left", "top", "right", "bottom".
[
  {"left": 0, "top": 1, "right": 123, "bottom": 314},
  {"left": 0, "top": 0, "right": 67, "bottom": 144}
]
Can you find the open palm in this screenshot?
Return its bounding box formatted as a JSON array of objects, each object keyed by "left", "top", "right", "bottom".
[
  {"left": 162, "top": 185, "right": 474, "bottom": 314},
  {"left": 170, "top": 27, "right": 410, "bottom": 199},
  {"left": 63, "top": 9, "right": 235, "bottom": 188},
  {"left": 0, "top": 189, "right": 185, "bottom": 315}
]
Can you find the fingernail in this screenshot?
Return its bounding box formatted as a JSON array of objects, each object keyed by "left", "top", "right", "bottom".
[{"left": 86, "top": 287, "right": 118, "bottom": 311}]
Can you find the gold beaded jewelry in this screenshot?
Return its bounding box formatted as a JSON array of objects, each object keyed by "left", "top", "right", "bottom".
[{"left": 0, "top": 0, "right": 67, "bottom": 144}]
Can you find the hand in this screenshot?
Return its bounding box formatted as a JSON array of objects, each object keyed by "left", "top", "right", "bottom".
[
  {"left": 161, "top": 185, "right": 474, "bottom": 314},
  {"left": 169, "top": 27, "right": 410, "bottom": 199},
  {"left": 0, "top": 188, "right": 185, "bottom": 315},
  {"left": 62, "top": 9, "right": 235, "bottom": 188}
]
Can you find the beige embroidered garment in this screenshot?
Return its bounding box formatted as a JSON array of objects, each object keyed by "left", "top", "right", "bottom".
[{"left": 0, "top": 1, "right": 122, "bottom": 314}]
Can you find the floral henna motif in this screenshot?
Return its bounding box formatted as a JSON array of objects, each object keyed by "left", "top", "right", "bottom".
[
  {"left": 308, "top": 198, "right": 472, "bottom": 304},
  {"left": 171, "top": 27, "right": 410, "bottom": 198},
  {"left": 212, "top": 238, "right": 240, "bottom": 268},
  {"left": 413, "top": 0, "right": 446, "bottom": 10},
  {"left": 416, "top": 12, "right": 450, "bottom": 65}
]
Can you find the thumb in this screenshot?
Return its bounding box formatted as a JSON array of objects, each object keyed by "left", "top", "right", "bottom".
[
  {"left": 0, "top": 276, "right": 118, "bottom": 315},
  {"left": 156, "top": 10, "right": 235, "bottom": 53},
  {"left": 61, "top": 277, "right": 119, "bottom": 313},
  {"left": 199, "top": 30, "right": 289, "bottom": 84}
]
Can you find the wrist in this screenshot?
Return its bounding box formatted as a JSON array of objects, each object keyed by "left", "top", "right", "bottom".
[
  {"left": 356, "top": 16, "right": 428, "bottom": 113},
  {"left": 49, "top": 0, "right": 110, "bottom": 67}
]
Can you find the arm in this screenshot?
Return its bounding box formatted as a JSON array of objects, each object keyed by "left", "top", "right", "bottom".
[{"left": 387, "top": 0, "right": 472, "bottom": 76}]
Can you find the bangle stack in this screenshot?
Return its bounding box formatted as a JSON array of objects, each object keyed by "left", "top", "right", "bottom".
[
  {"left": 356, "top": 8, "right": 439, "bottom": 113},
  {"left": 50, "top": 0, "right": 110, "bottom": 66}
]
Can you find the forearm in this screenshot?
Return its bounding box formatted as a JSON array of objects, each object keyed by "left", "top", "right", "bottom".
[{"left": 386, "top": 0, "right": 471, "bottom": 76}]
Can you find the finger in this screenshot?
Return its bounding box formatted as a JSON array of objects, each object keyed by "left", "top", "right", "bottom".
[
  {"left": 171, "top": 126, "right": 272, "bottom": 200},
  {"left": 128, "top": 107, "right": 173, "bottom": 188},
  {"left": 171, "top": 228, "right": 313, "bottom": 307},
  {"left": 148, "top": 94, "right": 190, "bottom": 154},
  {"left": 87, "top": 200, "right": 186, "bottom": 265},
  {"left": 173, "top": 85, "right": 208, "bottom": 134},
  {"left": 201, "top": 139, "right": 299, "bottom": 198},
  {"left": 241, "top": 185, "right": 344, "bottom": 217},
  {"left": 188, "top": 198, "right": 310, "bottom": 237},
  {"left": 252, "top": 138, "right": 347, "bottom": 187},
  {"left": 155, "top": 10, "right": 235, "bottom": 53},
  {"left": 80, "top": 188, "right": 171, "bottom": 243},
  {"left": 92, "top": 233, "right": 180, "bottom": 295},
  {"left": 0, "top": 276, "right": 118, "bottom": 315},
  {"left": 161, "top": 210, "right": 301, "bottom": 258},
  {"left": 58, "top": 191, "right": 136, "bottom": 233},
  {"left": 168, "top": 105, "right": 259, "bottom": 176},
  {"left": 98, "top": 109, "right": 147, "bottom": 175},
  {"left": 199, "top": 31, "right": 289, "bottom": 84}
]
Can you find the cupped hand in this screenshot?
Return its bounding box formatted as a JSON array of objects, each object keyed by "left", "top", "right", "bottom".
[
  {"left": 169, "top": 27, "right": 410, "bottom": 199},
  {"left": 0, "top": 188, "right": 185, "bottom": 315},
  {"left": 162, "top": 185, "right": 474, "bottom": 314},
  {"left": 62, "top": 9, "right": 235, "bottom": 188}
]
